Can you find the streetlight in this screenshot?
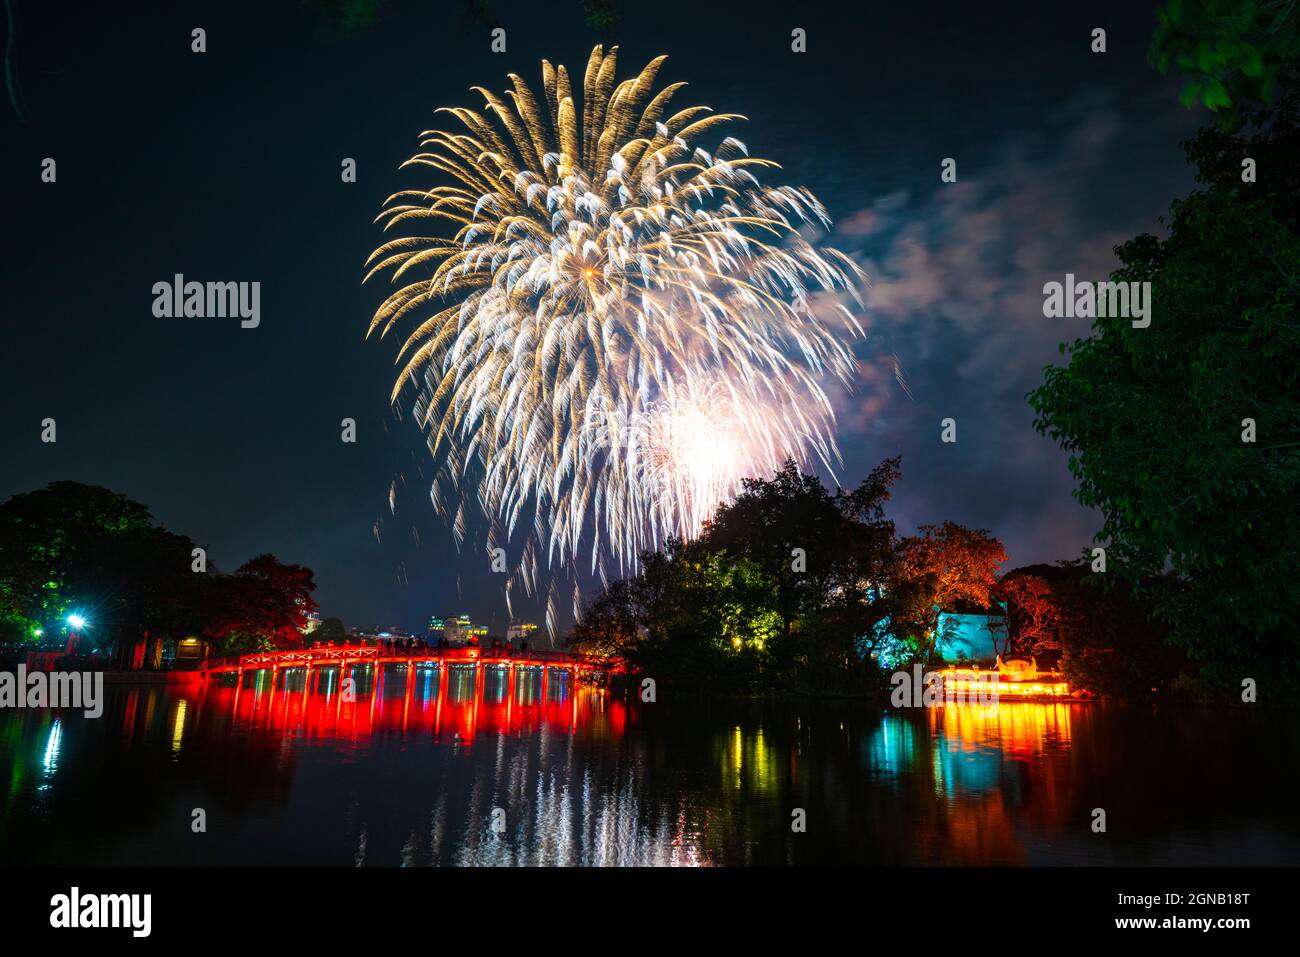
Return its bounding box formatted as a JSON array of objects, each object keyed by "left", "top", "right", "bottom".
[{"left": 66, "top": 614, "right": 87, "bottom": 656}]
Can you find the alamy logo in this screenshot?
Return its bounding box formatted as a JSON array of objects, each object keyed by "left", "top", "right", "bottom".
[
  {"left": 0, "top": 668, "right": 103, "bottom": 718},
  {"left": 152, "top": 274, "right": 261, "bottom": 328},
  {"left": 890, "top": 664, "right": 1000, "bottom": 708},
  {"left": 1042, "top": 273, "right": 1151, "bottom": 328},
  {"left": 50, "top": 887, "right": 151, "bottom": 937}
]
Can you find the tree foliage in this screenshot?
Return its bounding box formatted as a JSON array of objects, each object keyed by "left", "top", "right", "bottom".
[
  {"left": 206, "top": 555, "right": 319, "bottom": 654},
  {"left": 994, "top": 572, "right": 1062, "bottom": 657},
  {"left": 1028, "top": 110, "right": 1300, "bottom": 687},
  {"left": 1150, "top": 0, "right": 1300, "bottom": 128},
  {"left": 887, "top": 522, "right": 1007, "bottom": 658},
  {"left": 0, "top": 482, "right": 318, "bottom": 662},
  {"left": 569, "top": 459, "right": 1007, "bottom": 694},
  {"left": 0, "top": 481, "right": 159, "bottom": 646}
]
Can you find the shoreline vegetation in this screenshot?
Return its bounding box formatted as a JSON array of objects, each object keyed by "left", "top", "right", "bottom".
[
  {"left": 0, "top": 481, "right": 318, "bottom": 674},
  {"left": 564, "top": 459, "right": 1240, "bottom": 705}
]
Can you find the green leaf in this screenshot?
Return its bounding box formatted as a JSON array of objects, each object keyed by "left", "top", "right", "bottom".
[
  {"left": 1202, "top": 80, "right": 1232, "bottom": 110},
  {"left": 1195, "top": 41, "right": 1215, "bottom": 74}
]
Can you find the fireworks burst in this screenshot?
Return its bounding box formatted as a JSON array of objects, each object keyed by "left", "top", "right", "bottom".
[
  {"left": 366, "top": 45, "right": 865, "bottom": 632},
  {"left": 640, "top": 379, "right": 761, "bottom": 543}
]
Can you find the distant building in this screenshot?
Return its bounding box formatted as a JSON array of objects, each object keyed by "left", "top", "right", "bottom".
[
  {"left": 429, "top": 614, "right": 486, "bottom": 645},
  {"left": 507, "top": 621, "right": 538, "bottom": 644},
  {"left": 429, "top": 614, "right": 469, "bottom": 642}
]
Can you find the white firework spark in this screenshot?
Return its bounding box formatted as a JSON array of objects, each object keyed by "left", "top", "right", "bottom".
[{"left": 366, "top": 45, "right": 865, "bottom": 632}]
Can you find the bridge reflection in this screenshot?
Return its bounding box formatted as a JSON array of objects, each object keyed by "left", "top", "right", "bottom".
[{"left": 215, "top": 661, "right": 626, "bottom": 745}]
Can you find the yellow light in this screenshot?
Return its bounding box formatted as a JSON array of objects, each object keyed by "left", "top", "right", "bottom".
[{"left": 171, "top": 699, "right": 188, "bottom": 754}]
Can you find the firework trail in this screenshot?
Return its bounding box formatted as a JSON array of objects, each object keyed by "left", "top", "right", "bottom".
[{"left": 367, "top": 46, "right": 865, "bottom": 632}]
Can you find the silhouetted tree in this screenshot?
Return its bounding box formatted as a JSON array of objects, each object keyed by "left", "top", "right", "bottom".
[
  {"left": 208, "top": 555, "right": 319, "bottom": 654},
  {"left": 570, "top": 459, "right": 903, "bottom": 694},
  {"left": 994, "top": 572, "right": 1061, "bottom": 657},
  {"left": 1028, "top": 107, "right": 1300, "bottom": 687},
  {"left": 886, "top": 522, "right": 1007, "bottom": 660}
]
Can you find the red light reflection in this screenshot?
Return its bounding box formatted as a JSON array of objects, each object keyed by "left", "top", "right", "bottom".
[{"left": 207, "top": 662, "right": 629, "bottom": 746}]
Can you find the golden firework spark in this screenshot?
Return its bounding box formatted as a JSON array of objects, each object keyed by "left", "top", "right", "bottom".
[{"left": 366, "top": 45, "right": 865, "bottom": 632}]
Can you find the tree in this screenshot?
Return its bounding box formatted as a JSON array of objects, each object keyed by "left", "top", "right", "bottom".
[
  {"left": 569, "top": 578, "right": 640, "bottom": 658},
  {"left": 1033, "top": 35, "right": 1300, "bottom": 687},
  {"left": 1050, "top": 562, "right": 1192, "bottom": 697},
  {"left": 1181, "top": 90, "right": 1300, "bottom": 229},
  {"left": 701, "top": 460, "right": 841, "bottom": 656},
  {"left": 701, "top": 458, "right": 901, "bottom": 689},
  {"left": 1028, "top": 151, "right": 1300, "bottom": 687},
  {"left": 208, "top": 555, "right": 319, "bottom": 654},
  {"left": 699, "top": 458, "right": 900, "bottom": 672},
  {"left": 0, "top": 481, "right": 157, "bottom": 650},
  {"left": 994, "top": 572, "right": 1061, "bottom": 657},
  {"left": 0, "top": 483, "right": 320, "bottom": 664},
  {"left": 96, "top": 524, "right": 210, "bottom": 667},
  {"left": 887, "top": 522, "right": 1007, "bottom": 659},
  {"left": 568, "top": 459, "right": 903, "bottom": 694}
]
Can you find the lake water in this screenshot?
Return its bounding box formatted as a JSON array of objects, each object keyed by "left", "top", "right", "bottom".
[{"left": 2, "top": 665, "right": 1298, "bottom": 866}]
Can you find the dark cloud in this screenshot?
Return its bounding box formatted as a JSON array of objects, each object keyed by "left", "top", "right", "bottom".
[{"left": 824, "top": 87, "right": 1199, "bottom": 567}]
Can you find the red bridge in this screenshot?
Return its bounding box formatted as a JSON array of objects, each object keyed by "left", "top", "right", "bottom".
[
  {"left": 200, "top": 644, "right": 626, "bottom": 683},
  {"left": 199, "top": 644, "right": 629, "bottom": 743}
]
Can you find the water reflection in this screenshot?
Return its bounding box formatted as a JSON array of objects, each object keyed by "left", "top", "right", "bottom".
[
  {"left": 932, "top": 701, "right": 1073, "bottom": 758},
  {"left": 1, "top": 674, "right": 1297, "bottom": 866},
  {"left": 219, "top": 663, "right": 596, "bottom": 746}
]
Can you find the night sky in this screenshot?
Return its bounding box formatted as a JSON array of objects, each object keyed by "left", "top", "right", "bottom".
[{"left": 1, "top": 1, "right": 1199, "bottom": 636}]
